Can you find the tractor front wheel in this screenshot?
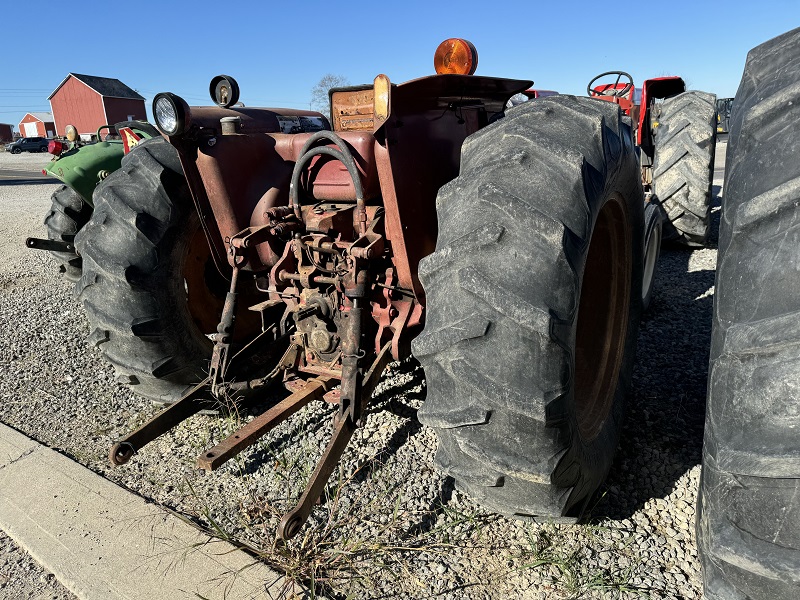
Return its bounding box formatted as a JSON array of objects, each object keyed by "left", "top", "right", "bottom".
[
  {"left": 44, "top": 185, "right": 92, "bottom": 282},
  {"left": 413, "top": 96, "right": 644, "bottom": 519},
  {"left": 653, "top": 91, "right": 717, "bottom": 246}
]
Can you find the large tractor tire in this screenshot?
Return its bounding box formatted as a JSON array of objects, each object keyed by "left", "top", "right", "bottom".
[
  {"left": 75, "top": 137, "right": 226, "bottom": 404},
  {"left": 413, "top": 96, "right": 644, "bottom": 519},
  {"left": 653, "top": 90, "right": 717, "bottom": 246},
  {"left": 44, "top": 185, "right": 92, "bottom": 282},
  {"left": 697, "top": 27, "right": 800, "bottom": 600}
]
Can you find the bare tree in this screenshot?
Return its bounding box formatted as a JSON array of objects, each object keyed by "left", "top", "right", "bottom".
[{"left": 310, "top": 74, "right": 350, "bottom": 116}]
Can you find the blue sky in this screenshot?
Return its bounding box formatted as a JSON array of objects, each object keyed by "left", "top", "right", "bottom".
[{"left": 1, "top": 1, "right": 795, "bottom": 129}]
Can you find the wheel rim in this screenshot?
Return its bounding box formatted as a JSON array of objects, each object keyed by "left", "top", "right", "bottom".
[
  {"left": 573, "top": 193, "right": 632, "bottom": 442},
  {"left": 182, "top": 226, "right": 261, "bottom": 342},
  {"left": 642, "top": 218, "right": 662, "bottom": 303}
]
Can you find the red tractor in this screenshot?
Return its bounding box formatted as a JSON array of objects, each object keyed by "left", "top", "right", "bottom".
[
  {"left": 589, "top": 71, "right": 717, "bottom": 237},
  {"left": 73, "top": 40, "right": 715, "bottom": 544}
]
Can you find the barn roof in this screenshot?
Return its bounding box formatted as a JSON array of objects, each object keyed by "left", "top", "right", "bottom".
[
  {"left": 48, "top": 73, "right": 145, "bottom": 101},
  {"left": 25, "top": 112, "right": 54, "bottom": 122}
]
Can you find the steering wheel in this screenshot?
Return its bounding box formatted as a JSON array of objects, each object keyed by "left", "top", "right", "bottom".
[{"left": 587, "top": 71, "right": 634, "bottom": 99}]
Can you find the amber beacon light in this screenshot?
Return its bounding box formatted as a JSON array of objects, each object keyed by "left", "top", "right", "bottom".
[{"left": 434, "top": 38, "right": 478, "bottom": 75}]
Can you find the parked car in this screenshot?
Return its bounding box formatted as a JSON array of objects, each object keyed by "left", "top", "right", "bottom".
[{"left": 4, "top": 137, "right": 50, "bottom": 154}]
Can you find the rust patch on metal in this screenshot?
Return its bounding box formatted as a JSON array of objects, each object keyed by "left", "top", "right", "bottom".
[{"left": 331, "top": 88, "right": 375, "bottom": 131}]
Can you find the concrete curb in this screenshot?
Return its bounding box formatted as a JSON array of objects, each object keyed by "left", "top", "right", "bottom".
[{"left": 0, "top": 423, "right": 306, "bottom": 600}]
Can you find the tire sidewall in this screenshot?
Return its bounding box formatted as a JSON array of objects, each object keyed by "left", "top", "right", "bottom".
[{"left": 641, "top": 201, "right": 662, "bottom": 311}]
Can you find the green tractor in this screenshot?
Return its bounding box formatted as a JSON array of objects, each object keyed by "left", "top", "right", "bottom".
[{"left": 28, "top": 121, "right": 159, "bottom": 280}]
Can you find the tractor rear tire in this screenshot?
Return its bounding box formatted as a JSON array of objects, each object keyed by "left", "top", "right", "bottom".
[
  {"left": 697, "top": 27, "right": 800, "bottom": 600},
  {"left": 413, "top": 96, "right": 644, "bottom": 519},
  {"left": 653, "top": 90, "right": 717, "bottom": 246},
  {"left": 44, "top": 185, "right": 92, "bottom": 282},
  {"left": 75, "top": 137, "right": 220, "bottom": 404}
]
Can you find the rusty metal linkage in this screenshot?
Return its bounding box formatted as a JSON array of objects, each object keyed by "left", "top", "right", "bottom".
[
  {"left": 197, "top": 376, "right": 336, "bottom": 470},
  {"left": 209, "top": 265, "right": 240, "bottom": 396},
  {"left": 108, "top": 342, "right": 298, "bottom": 466},
  {"left": 109, "top": 379, "right": 214, "bottom": 465},
  {"left": 278, "top": 341, "right": 393, "bottom": 540}
]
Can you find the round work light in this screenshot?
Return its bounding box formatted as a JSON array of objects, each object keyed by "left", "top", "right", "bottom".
[{"left": 152, "top": 93, "right": 189, "bottom": 136}]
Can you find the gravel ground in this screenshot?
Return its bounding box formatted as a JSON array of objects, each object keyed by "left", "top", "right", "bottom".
[
  {"left": 0, "top": 141, "right": 725, "bottom": 599},
  {"left": 0, "top": 530, "right": 76, "bottom": 600}
]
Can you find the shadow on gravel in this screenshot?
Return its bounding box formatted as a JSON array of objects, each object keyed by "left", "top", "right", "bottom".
[
  {"left": 589, "top": 194, "right": 722, "bottom": 522},
  {"left": 354, "top": 358, "right": 427, "bottom": 485},
  {"left": 404, "top": 476, "right": 457, "bottom": 538}
]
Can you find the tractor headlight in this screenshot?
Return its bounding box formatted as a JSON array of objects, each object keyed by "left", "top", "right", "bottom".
[{"left": 153, "top": 93, "right": 189, "bottom": 136}]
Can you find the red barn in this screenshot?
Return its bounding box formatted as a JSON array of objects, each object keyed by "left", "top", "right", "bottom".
[
  {"left": 48, "top": 73, "right": 146, "bottom": 139},
  {"left": 0, "top": 123, "right": 13, "bottom": 143},
  {"left": 18, "top": 113, "right": 55, "bottom": 138}
]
